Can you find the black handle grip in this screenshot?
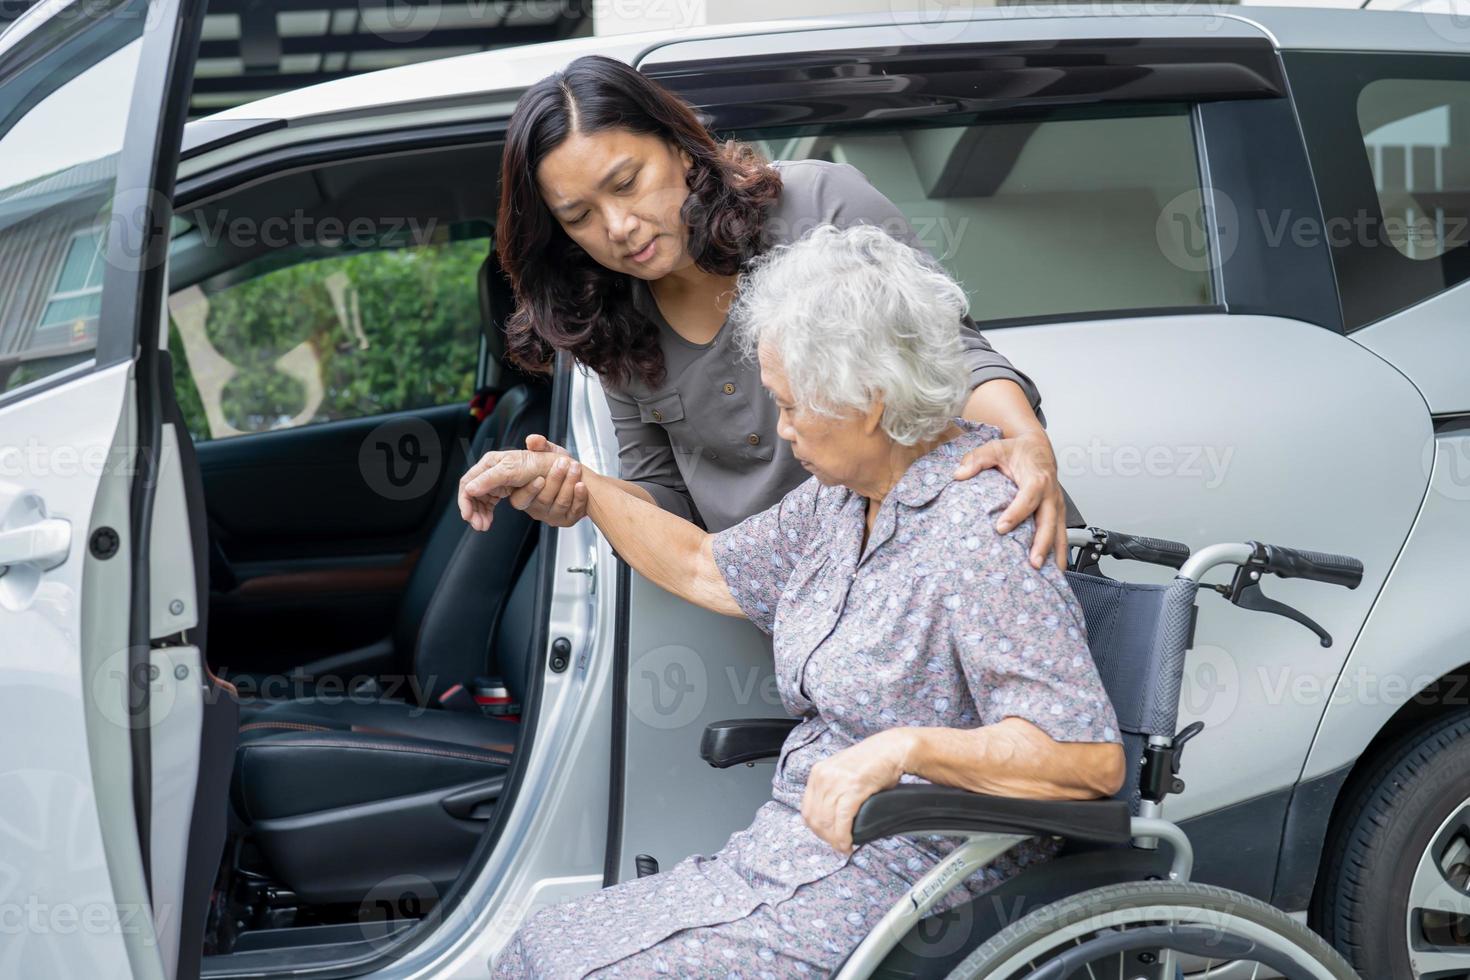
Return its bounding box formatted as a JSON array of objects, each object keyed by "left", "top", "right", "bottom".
[
  {"left": 1105, "top": 531, "right": 1191, "bottom": 570},
  {"left": 1255, "top": 543, "right": 1363, "bottom": 589}
]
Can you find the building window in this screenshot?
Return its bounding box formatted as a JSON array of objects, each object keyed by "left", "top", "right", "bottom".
[{"left": 34, "top": 228, "right": 106, "bottom": 350}]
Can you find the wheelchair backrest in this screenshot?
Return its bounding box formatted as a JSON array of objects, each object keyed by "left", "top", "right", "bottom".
[{"left": 1063, "top": 570, "right": 1201, "bottom": 813}]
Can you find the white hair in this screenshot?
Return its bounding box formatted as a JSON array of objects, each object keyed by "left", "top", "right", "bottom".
[{"left": 729, "top": 223, "right": 971, "bottom": 446}]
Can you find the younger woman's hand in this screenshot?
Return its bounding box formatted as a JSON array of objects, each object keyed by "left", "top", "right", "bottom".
[{"left": 953, "top": 428, "right": 1068, "bottom": 572}]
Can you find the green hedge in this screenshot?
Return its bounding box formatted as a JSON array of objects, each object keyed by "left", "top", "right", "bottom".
[{"left": 170, "top": 238, "right": 485, "bottom": 441}]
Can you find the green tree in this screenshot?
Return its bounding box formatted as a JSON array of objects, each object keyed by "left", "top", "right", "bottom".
[{"left": 169, "top": 236, "right": 486, "bottom": 441}]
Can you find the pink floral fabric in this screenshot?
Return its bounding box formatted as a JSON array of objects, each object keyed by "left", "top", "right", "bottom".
[{"left": 491, "top": 420, "right": 1120, "bottom": 978}]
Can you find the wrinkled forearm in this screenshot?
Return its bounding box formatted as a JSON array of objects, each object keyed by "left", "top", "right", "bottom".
[
  {"left": 580, "top": 470, "right": 741, "bottom": 617},
  {"left": 890, "top": 718, "right": 1125, "bottom": 800}
]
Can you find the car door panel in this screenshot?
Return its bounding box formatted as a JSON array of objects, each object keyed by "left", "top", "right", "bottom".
[
  {"left": 0, "top": 0, "right": 205, "bottom": 973},
  {"left": 993, "top": 313, "right": 1427, "bottom": 819},
  {"left": 1351, "top": 278, "right": 1470, "bottom": 416},
  {"left": 196, "top": 402, "right": 474, "bottom": 675},
  {"left": 0, "top": 363, "right": 147, "bottom": 978}
]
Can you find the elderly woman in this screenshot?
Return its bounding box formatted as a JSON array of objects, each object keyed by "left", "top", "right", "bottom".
[{"left": 461, "top": 225, "right": 1124, "bottom": 979}]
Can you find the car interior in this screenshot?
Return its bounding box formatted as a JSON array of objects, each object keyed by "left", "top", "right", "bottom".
[{"left": 160, "top": 140, "right": 559, "bottom": 972}]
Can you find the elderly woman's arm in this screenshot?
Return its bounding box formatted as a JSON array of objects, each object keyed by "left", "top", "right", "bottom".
[
  {"left": 460, "top": 450, "right": 741, "bottom": 617},
  {"left": 801, "top": 720, "right": 1125, "bottom": 855}
]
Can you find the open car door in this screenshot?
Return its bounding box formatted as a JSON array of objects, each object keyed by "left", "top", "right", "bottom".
[{"left": 0, "top": 0, "right": 206, "bottom": 977}]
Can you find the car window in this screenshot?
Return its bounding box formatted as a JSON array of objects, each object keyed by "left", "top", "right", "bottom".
[
  {"left": 1358, "top": 78, "right": 1470, "bottom": 263},
  {"left": 0, "top": 3, "right": 144, "bottom": 398},
  {"left": 1286, "top": 53, "right": 1470, "bottom": 329},
  {"left": 748, "top": 107, "right": 1212, "bottom": 325},
  {"left": 166, "top": 222, "right": 488, "bottom": 442}
]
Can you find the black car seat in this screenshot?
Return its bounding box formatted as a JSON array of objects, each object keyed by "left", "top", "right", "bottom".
[
  {"left": 228, "top": 256, "right": 546, "bottom": 710},
  {"left": 222, "top": 253, "right": 555, "bottom": 903},
  {"left": 229, "top": 558, "right": 541, "bottom": 902}
]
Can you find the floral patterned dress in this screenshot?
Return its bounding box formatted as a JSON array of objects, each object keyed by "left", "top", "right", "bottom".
[{"left": 491, "top": 421, "right": 1121, "bottom": 978}]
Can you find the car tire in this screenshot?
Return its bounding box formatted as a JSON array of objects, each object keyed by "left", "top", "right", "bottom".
[{"left": 1313, "top": 709, "right": 1470, "bottom": 979}]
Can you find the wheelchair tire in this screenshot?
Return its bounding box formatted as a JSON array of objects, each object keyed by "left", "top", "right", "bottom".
[{"left": 946, "top": 880, "right": 1358, "bottom": 980}]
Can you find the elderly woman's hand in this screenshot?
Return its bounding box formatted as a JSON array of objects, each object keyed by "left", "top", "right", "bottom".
[
  {"left": 954, "top": 428, "right": 1068, "bottom": 573},
  {"left": 801, "top": 730, "right": 914, "bottom": 855},
  {"left": 459, "top": 449, "right": 565, "bottom": 532},
  {"left": 506, "top": 435, "right": 588, "bottom": 527}
]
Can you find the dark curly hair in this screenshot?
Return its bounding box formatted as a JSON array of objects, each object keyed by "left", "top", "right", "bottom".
[{"left": 496, "top": 54, "right": 782, "bottom": 390}]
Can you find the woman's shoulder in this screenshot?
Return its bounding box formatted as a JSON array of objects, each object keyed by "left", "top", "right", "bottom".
[
  {"left": 767, "top": 158, "right": 888, "bottom": 243},
  {"left": 771, "top": 158, "right": 873, "bottom": 200}
]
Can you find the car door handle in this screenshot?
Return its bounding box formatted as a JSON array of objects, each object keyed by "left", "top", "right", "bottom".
[{"left": 0, "top": 518, "right": 72, "bottom": 571}]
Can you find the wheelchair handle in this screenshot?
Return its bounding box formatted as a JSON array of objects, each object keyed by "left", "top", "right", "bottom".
[
  {"left": 1248, "top": 541, "right": 1363, "bottom": 590},
  {"left": 1105, "top": 531, "right": 1191, "bottom": 570},
  {"left": 1066, "top": 528, "right": 1191, "bottom": 571},
  {"left": 1179, "top": 541, "right": 1363, "bottom": 589}
]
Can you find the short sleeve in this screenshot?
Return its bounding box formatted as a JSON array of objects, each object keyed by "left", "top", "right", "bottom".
[
  {"left": 709, "top": 477, "right": 823, "bottom": 634},
  {"left": 946, "top": 478, "right": 1121, "bottom": 744},
  {"left": 601, "top": 385, "right": 700, "bottom": 526}
]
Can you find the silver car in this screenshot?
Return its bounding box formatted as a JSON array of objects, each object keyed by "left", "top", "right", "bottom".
[{"left": 1, "top": 1, "right": 1467, "bottom": 977}]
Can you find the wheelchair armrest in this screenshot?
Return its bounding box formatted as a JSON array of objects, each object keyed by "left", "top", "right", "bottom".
[
  {"left": 851, "top": 785, "right": 1133, "bottom": 847},
  {"left": 700, "top": 717, "right": 801, "bottom": 768}
]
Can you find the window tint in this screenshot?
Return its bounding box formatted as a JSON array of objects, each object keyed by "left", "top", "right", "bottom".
[
  {"left": 1358, "top": 78, "right": 1470, "bottom": 262},
  {"left": 0, "top": 2, "right": 145, "bottom": 397},
  {"left": 750, "top": 108, "right": 1212, "bottom": 325},
  {"left": 166, "top": 224, "right": 487, "bottom": 442},
  {"left": 1287, "top": 52, "right": 1470, "bottom": 328}
]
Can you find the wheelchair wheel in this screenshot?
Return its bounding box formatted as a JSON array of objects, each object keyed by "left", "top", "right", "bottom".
[{"left": 947, "top": 881, "right": 1358, "bottom": 980}]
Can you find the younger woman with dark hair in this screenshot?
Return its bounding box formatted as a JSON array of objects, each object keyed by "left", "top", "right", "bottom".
[{"left": 494, "top": 53, "right": 1080, "bottom": 565}]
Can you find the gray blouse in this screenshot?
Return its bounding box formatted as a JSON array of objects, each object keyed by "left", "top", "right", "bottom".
[{"left": 603, "top": 158, "right": 1083, "bottom": 532}]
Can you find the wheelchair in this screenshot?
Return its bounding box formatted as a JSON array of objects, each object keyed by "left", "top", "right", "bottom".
[{"left": 698, "top": 527, "right": 1366, "bottom": 980}]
